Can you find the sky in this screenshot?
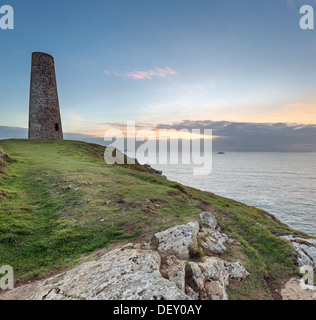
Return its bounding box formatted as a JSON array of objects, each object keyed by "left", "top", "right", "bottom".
[{"left": 1, "top": 0, "right": 316, "bottom": 150}]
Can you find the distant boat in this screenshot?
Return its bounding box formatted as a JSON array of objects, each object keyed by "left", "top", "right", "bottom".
[{"left": 217, "top": 152, "right": 225, "bottom": 154}]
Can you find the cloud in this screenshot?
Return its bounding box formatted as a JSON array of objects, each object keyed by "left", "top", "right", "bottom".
[
  {"left": 104, "top": 67, "right": 177, "bottom": 80},
  {"left": 126, "top": 67, "right": 177, "bottom": 80},
  {"left": 285, "top": 103, "right": 306, "bottom": 108},
  {"left": 155, "top": 120, "right": 316, "bottom": 151}
]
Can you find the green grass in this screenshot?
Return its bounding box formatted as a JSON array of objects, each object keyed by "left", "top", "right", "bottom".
[{"left": 0, "top": 139, "right": 313, "bottom": 298}]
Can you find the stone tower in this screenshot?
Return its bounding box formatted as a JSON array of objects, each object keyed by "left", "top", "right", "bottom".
[{"left": 28, "top": 52, "right": 63, "bottom": 139}]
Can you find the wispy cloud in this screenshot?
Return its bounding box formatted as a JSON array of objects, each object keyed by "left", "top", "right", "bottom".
[
  {"left": 285, "top": 102, "right": 306, "bottom": 108},
  {"left": 126, "top": 67, "right": 177, "bottom": 80},
  {"left": 104, "top": 67, "right": 178, "bottom": 80}
]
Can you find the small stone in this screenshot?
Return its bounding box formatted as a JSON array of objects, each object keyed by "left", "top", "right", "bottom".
[{"left": 200, "top": 212, "right": 217, "bottom": 229}]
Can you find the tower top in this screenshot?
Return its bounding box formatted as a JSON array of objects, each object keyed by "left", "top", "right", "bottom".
[{"left": 31, "top": 52, "right": 54, "bottom": 64}]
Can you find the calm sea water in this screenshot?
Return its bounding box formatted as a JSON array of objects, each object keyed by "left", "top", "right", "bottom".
[{"left": 135, "top": 152, "right": 316, "bottom": 237}]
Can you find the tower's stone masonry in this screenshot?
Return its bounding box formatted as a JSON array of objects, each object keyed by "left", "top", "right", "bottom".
[{"left": 28, "top": 52, "right": 63, "bottom": 139}]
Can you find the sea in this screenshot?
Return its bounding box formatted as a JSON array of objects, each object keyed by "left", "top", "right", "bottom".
[{"left": 134, "top": 152, "right": 316, "bottom": 237}]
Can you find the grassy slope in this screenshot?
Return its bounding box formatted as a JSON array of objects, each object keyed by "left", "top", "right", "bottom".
[{"left": 0, "top": 139, "right": 313, "bottom": 299}]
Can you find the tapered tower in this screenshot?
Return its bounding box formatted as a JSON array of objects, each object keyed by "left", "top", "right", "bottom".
[{"left": 28, "top": 52, "right": 63, "bottom": 139}]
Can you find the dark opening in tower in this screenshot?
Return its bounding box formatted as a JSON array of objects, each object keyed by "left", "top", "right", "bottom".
[{"left": 55, "top": 123, "right": 59, "bottom": 132}]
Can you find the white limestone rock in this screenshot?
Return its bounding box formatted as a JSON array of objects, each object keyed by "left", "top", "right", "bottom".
[{"left": 153, "top": 221, "right": 200, "bottom": 260}]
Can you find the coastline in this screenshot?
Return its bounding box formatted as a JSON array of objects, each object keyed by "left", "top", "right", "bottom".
[{"left": 0, "top": 139, "right": 315, "bottom": 300}]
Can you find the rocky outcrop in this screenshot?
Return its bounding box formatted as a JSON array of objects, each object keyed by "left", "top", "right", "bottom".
[
  {"left": 1, "top": 247, "right": 189, "bottom": 300},
  {"left": 0, "top": 212, "right": 249, "bottom": 301},
  {"left": 143, "top": 163, "right": 167, "bottom": 178},
  {"left": 281, "top": 235, "right": 316, "bottom": 269}
]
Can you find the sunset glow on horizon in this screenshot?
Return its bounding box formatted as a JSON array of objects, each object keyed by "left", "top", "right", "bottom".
[{"left": 1, "top": 0, "right": 316, "bottom": 146}]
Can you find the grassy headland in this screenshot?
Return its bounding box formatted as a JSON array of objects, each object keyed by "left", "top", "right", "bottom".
[{"left": 0, "top": 139, "right": 313, "bottom": 299}]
